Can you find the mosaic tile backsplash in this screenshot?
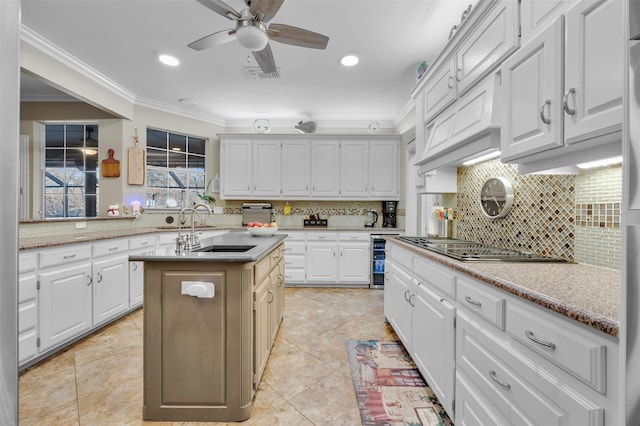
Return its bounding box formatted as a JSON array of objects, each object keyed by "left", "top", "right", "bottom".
[{"left": 453, "top": 159, "right": 622, "bottom": 269}]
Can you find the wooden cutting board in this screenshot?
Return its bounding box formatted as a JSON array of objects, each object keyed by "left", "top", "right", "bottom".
[
  {"left": 128, "top": 144, "right": 145, "bottom": 185},
  {"left": 101, "top": 149, "right": 120, "bottom": 178}
]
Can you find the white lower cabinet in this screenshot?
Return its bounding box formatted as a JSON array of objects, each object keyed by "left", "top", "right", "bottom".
[
  {"left": 92, "top": 239, "right": 129, "bottom": 326},
  {"left": 18, "top": 252, "right": 38, "bottom": 364},
  {"left": 306, "top": 241, "right": 338, "bottom": 282},
  {"left": 129, "top": 260, "right": 144, "bottom": 308},
  {"left": 38, "top": 260, "right": 93, "bottom": 352},
  {"left": 385, "top": 240, "right": 619, "bottom": 424}
]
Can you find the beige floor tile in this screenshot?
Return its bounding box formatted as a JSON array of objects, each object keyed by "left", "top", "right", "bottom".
[{"left": 19, "top": 287, "right": 400, "bottom": 425}]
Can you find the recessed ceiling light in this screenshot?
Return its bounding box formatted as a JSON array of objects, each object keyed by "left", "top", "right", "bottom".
[
  {"left": 158, "top": 54, "right": 179, "bottom": 66},
  {"left": 340, "top": 55, "right": 359, "bottom": 67}
]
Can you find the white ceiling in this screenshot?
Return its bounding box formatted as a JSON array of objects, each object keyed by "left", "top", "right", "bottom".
[{"left": 20, "top": 0, "right": 478, "bottom": 128}]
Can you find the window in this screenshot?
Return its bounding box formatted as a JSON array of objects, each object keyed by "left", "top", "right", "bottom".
[
  {"left": 146, "top": 128, "right": 207, "bottom": 208},
  {"left": 43, "top": 123, "right": 99, "bottom": 218}
]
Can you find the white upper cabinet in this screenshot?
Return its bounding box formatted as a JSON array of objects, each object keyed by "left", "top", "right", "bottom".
[
  {"left": 423, "top": 57, "right": 458, "bottom": 124},
  {"left": 221, "top": 139, "right": 252, "bottom": 197},
  {"left": 501, "top": 0, "right": 623, "bottom": 166},
  {"left": 310, "top": 139, "right": 341, "bottom": 198},
  {"left": 281, "top": 140, "right": 311, "bottom": 197},
  {"left": 220, "top": 134, "right": 399, "bottom": 200},
  {"left": 520, "top": 0, "right": 578, "bottom": 44},
  {"left": 253, "top": 139, "right": 281, "bottom": 197}
]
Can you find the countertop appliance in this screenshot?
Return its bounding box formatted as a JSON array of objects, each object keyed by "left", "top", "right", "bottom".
[
  {"left": 396, "top": 236, "right": 565, "bottom": 262},
  {"left": 242, "top": 203, "right": 273, "bottom": 226},
  {"left": 382, "top": 201, "right": 398, "bottom": 227},
  {"left": 365, "top": 210, "right": 378, "bottom": 228},
  {"left": 370, "top": 234, "right": 399, "bottom": 289}
]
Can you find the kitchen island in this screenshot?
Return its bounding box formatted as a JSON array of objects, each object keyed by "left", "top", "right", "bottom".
[{"left": 129, "top": 232, "right": 287, "bottom": 422}]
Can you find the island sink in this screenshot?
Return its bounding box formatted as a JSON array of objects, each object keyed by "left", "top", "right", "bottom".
[{"left": 194, "top": 244, "right": 256, "bottom": 253}]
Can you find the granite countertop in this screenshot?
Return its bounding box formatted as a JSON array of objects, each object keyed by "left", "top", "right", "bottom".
[
  {"left": 387, "top": 236, "right": 621, "bottom": 337},
  {"left": 129, "top": 233, "right": 287, "bottom": 263}
]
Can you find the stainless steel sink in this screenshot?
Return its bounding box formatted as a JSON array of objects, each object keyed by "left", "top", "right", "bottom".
[{"left": 194, "top": 245, "right": 256, "bottom": 253}]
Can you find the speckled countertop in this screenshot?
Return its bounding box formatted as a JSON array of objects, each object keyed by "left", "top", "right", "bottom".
[{"left": 387, "top": 236, "right": 620, "bottom": 337}]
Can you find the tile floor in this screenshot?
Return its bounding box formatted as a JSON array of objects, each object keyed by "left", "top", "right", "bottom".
[{"left": 19, "top": 287, "right": 398, "bottom": 425}]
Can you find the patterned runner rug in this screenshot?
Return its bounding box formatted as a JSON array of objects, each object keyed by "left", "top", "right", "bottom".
[{"left": 346, "top": 339, "right": 453, "bottom": 426}]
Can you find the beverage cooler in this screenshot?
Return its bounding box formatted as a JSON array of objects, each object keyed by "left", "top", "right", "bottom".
[{"left": 370, "top": 235, "right": 397, "bottom": 289}]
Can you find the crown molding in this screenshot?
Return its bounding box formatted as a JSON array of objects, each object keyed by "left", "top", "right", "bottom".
[
  {"left": 21, "top": 25, "right": 137, "bottom": 105},
  {"left": 135, "top": 96, "right": 226, "bottom": 127}
]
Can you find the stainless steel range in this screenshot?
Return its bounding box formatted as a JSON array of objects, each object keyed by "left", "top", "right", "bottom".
[{"left": 396, "top": 236, "right": 566, "bottom": 262}]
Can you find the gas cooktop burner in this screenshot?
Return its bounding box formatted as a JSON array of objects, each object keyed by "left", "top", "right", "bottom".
[{"left": 396, "top": 236, "right": 565, "bottom": 263}]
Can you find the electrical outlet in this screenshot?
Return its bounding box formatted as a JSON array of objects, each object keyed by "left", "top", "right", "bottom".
[
  {"left": 75, "top": 221, "right": 86, "bottom": 229},
  {"left": 213, "top": 206, "right": 223, "bottom": 214}
]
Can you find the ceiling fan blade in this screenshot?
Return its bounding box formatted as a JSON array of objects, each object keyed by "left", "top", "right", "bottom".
[
  {"left": 267, "top": 23, "right": 329, "bottom": 49},
  {"left": 194, "top": 0, "right": 241, "bottom": 20},
  {"left": 249, "top": 0, "right": 284, "bottom": 22},
  {"left": 188, "top": 29, "right": 236, "bottom": 51},
  {"left": 252, "top": 44, "right": 277, "bottom": 74}
]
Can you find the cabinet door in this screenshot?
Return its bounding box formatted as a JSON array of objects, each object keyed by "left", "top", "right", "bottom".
[
  {"left": 39, "top": 262, "right": 93, "bottom": 351},
  {"left": 369, "top": 139, "right": 399, "bottom": 198},
  {"left": 93, "top": 254, "right": 129, "bottom": 326},
  {"left": 520, "top": 0, "right": 576, "bottom": 44},
  {"left": 385, "top": 264, "right": 413, "bottom": 351},
  {"left": 423, "top": 57, "right": 458, "bottom": 123},
  {"left": 310, "top": 140, "right": 340, "bottom": 197},
  {"left": 221, "top": 139, "right": 252, "bottom": 197},
  {"left": 306, "top": 242, "right": 338, "bottom": 282},
  {"left": 338, "top": 242, "right": 370, "bottom": 283},
  {"left": 564, "top": 0, "right": 623, "bottom": 144},
  {"left": 268, "top": 277, "right": 279, "bottom": 343},
  {"left": 501, "top": 18, "right": 564, "bottom": 162},
  {"left": 18, "top": 272, "right": 38, "bottom": 364},
  {"left": 253, "top": 139, "right": 281, "bottom": 196},
  {"left": 340, "top": 140, "right": 369, "bottom": 198},
  {"left": 412, "top": 283, "right": 456, "bottom": 416},
  {"left": 456, "top": 0, "right": 519, "bottom": 95},
  {"left": 129, "top": 260, "right": 144, "bottom": 308},
  {"left": 282, "top": 140, "right": 311, "bottom": 196},
  {"left": 253, "top": 278, "right": 270, "bottom": 388}
]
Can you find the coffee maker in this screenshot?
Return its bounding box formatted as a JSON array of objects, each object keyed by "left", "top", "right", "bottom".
[{"left": 381, "top": 201, "right": 398, "bottom": 228}]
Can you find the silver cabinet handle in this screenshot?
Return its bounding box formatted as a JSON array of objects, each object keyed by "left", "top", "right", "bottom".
[
  {"left": 132, "top": 263, "right": 138, "bottom": 272},
  {"left": 87, "top": 275, "right": 93, "bottom": 286},
  {"left": 404, "top": 289, "right": 411, "bottom": 302},
  {"left": 408, "top": 292, "right": 415, "bottom": 307},
  {"left": 464, "top": 296, "right": 482, "bottom": 308},
  {"left": 539, "top": 99, "right": 551, "bottom": 125},
  {"left": 455, "top": 68, "right": 462, "bottom": 81},
  {"left": 489, "top": 369, "right": 511, "bottom": 389},
  {"left": 108, "top": 246, "right": 119, "bottom": 251},
  {"left": 447, "top": 75, "right": 455, "bottom": 89},
  {"left": 63, "top": 254, "right": 77, "bottom": 259},
  {"left": 525, "top": 330, "right": 556, "bottom": 350},
  {"left": 97, "top": 272, "right": 103, "bottom": 283},
  {"left": 562, "top": 88, "right": 576, "bottom": 115},
  {"left": 267, "top": 290, "right": 274, "bottom": 303},
  {"left": 141, "top": 241, "right": 149, "bottom": 246}
]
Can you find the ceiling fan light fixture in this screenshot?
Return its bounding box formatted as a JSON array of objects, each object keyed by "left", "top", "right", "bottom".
[
  {"left": 236, "top": 21, "right": 269, "bottom": 51},
  {"left": 340, "top": 55, "right": 359, "bottom": 67}
]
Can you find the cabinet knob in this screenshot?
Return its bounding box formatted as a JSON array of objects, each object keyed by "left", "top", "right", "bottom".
[
  {"left": 539, "top": 99, "right": 551, "bottom": 125},
  {"left": 562, "top": 88, "right": 576, "bottom": 116},
  {"left": 447, "top": 75, "right": 455, "bottom": 89}
]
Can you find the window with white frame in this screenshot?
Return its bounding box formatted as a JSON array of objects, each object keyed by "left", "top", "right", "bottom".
[
  {"left": 43, "top": 123, "right": 99, "bottom": 218},
  {"left": 145, "top": 128, "right": 207, "bottom": 208}
]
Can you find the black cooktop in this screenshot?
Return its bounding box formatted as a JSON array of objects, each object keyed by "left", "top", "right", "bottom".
[{"left": 396, "top": 236, "right": 565, "bottom": 263}]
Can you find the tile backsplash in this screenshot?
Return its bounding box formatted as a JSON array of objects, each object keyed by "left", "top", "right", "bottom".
[{"left": 453, "top": 159, "right": 621, "bottom": 270}]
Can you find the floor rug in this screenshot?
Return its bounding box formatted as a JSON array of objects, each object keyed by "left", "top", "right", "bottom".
[{"left": 346, "top": 339, "right": 453, "bottom": 426}]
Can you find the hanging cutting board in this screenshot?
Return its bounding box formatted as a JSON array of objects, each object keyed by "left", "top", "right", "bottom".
[
  {"left": 101, "top": 149, "right": 120, "bottom": 178},
  {"left": 128, "top": 144, "right": 145, "bottom": 185}
]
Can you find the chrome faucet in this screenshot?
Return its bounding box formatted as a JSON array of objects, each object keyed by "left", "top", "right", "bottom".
[{"left": 176, "top": 203, "right": 213, "bottom": 252}]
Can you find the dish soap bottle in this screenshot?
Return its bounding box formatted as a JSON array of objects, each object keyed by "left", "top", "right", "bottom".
[{"left": 283, "top": 202, "right": 291, "bottom": 216}]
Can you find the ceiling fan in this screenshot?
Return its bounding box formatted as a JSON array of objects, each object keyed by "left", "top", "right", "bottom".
[{"left": 187, "top": 0, "right": 330, "bottom": 74}]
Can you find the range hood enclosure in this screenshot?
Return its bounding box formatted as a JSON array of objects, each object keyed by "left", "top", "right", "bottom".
[{"left": 416, "top": 73, "right": 501, "bottom": 174}]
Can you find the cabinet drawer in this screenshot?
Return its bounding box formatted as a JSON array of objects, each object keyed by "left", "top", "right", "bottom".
[
  {"left": 507, "top": 302, "right": 607, "bottom": 393},
  {"left": 18, "top": 272, "right": 37, "bottom": 303},
  {"left": 284, "top": 241, "right": 305, "bottom": 255},
  {"left": 457, "top": 312, "right": 604, "bottom": 425},
  {"left": 339, "top": 232, "right": 370, "bottom": 242},
  {"left": 284, "top": 269, "right": 305, "bottom": 282},
  {"left": 255, "top": 254, "right": 272, "bottom": 284},
  {"left": 18, "top": 300, "right": 37, "bottom": 334},
  {"left": 19, "top": 253, "right": 37, "bottom": 273},
  {"left": 414, "top": 256, "right": 456, "bottom": 299},
  {"left": 285, "top": 232, "right": 306, "bottom": 241},
  {"left": 457, "top": 276, "right": 505, "bottom": 330},
  {"left": 39, "top": 245, "right": 91, "bottom": 269},
  {"left": 270, "top": 244, "right": 284, "bottom": 264},
  {"left": 157, "top": 232, "right": 178, "bottom": 246},
  {"left": 388, "top": 244, "right": 413, "bottom": 271},
  {"left": 129, "top": 235, "right": 156, "bottom": 251},
  {"left": 306, "top": 232, "right": 337, "bottom": 241},
  {"left": 284, "top": 255, "right": 305, "bottom": 269},
  {"left": 19, "top": 329, "right": 38, "bottom": 364},
  {"left": 93, "top": 238, "right": 128, "bottom": 258}
]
